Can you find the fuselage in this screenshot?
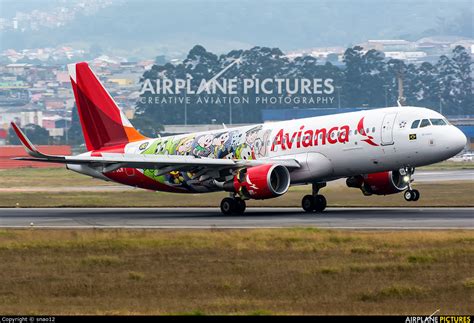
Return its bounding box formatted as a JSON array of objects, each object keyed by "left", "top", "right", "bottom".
[{"left": 80, "top": 106, "right": 466, "bottom": 193}]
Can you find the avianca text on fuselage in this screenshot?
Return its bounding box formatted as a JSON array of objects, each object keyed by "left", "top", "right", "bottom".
[{"left": 271, "top": 124, "right": 350, "bottom": 151}]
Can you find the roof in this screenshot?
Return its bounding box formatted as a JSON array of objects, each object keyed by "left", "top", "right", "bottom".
[
  {"left": 368, "top": 39, "right": 410, "bottom": 44},
  {"left": 416, "top": 36, "right": 473, "bottom": 44}
]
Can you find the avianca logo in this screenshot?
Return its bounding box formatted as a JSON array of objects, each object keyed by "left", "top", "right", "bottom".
[
  {"left": 357, "top": 117, "right": 379, "bottom": 146},
  {"left": 270, "top": 117, "right": 378, "bottom": 151}
]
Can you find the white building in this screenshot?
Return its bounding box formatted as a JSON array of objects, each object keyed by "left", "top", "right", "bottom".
[{"left": 20, "top": 110, "right": 43, "bottom": 127}]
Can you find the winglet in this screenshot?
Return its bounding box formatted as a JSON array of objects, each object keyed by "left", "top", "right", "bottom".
[{"left": 10, "top": 122, "right": 47, "bottom": 158}]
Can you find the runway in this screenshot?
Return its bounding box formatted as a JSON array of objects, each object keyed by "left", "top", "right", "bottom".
[
  {"left": 414, "top": 169, "right": 473, "bottom": 182},
  {"left": 0, "top": 207, "right": 472, "bottom": 229}
]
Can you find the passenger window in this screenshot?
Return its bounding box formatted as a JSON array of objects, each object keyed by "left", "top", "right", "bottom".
[
  {"left": 372, "top": 127, "right": 375, "bottom": 133},
  {"left": 420, "top": 119, "right": 431, "bottom": 128},
  {"left": 411, "top": 120, "right": 420, "bottom": 128},
  {"left": 430, "top": 118, "right": 446, "bottom": 126}
]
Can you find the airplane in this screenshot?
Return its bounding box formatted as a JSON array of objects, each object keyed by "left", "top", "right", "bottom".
[{"left": 11, "top": 62, "right": 467, "bottom": 215}]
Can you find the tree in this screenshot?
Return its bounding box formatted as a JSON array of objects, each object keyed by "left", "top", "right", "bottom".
[
  {"left": 451, "top": 46, "right": 473, "bottom": 115},
  {"left": 155, "top": 55, "right": 167, "bottom": 65},
  {"left": 67, "top": 105, "right": 85, "bottom": 146},
  {"left": 411, "top": 62, "right": 440, "bottom": 109},
  {"left": 437, "top": 54, "right": 458, "bottom": 115},
  {"left": 326, "top": 53, "right": 339, "bottom": 64},
  {"left": 8, "top": 124, "right": 50, "bottom": 145},
  {"left": 130, "top": 116, "right": 164, "bottom": 138},
  {"left": 342, "top": 46, "right": 364, "bottom": 107},
  {"left": 343, "top": 46, "right": 387, "bottom": 107},
  {"left": 384, "top": 59, "right": 407, "bottom": 106},
  {"left": 135, "top": 44, "right": 474, "bottom": 124},
  {"left": 361, "top": 49, "right": 386, "bottom": 107}
]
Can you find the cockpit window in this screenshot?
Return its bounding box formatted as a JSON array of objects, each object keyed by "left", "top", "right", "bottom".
[
  {"left": 419, "top": 119, "right": 431, "bottom": 128},
  {"left": 430, "top": 118, "right": 447, "bottom": 126},
  {"left": 411, "top": 120, "right": 420, "bottom": 129}
]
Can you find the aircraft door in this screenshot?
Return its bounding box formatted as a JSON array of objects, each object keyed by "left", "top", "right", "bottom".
[{"left": 381, "top": 112, "right": 397, "bottom": 145}]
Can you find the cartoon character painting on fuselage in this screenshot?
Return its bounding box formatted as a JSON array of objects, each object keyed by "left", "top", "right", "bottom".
[{"left": 139, "top": 125, "right": 272, "bottom": 191}]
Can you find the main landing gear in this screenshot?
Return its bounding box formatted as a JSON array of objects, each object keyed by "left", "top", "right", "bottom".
[
  {"left": 302, "top": 182, "right": 327, "bottom": 213},
  {"left": 220, "top": 196, "right": 246, "bottom": 215},
  {"left": 401, "top": 167, "right": 420, "bottom": 202}
]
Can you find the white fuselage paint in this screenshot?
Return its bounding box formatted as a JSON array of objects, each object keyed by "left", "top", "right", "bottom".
[{"left": 123, "top": 106, "right": 466, "bottom": 186}]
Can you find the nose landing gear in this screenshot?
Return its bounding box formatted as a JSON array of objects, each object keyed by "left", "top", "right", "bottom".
[
  {"left": 302, "top": 182, "right": 327, "bottom": 213},
  {"left": 401, "top": 167, "right": 420, "bottom": 202},
  {"left": 404, "top": 189, "right": 420, "bottom": 201}
]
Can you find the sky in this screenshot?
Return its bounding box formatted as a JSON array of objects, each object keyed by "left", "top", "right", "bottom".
[{"left": 0, "top": 0, "right": 472, "bottom": 57}]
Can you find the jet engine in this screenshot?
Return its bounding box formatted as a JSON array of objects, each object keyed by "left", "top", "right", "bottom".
[
  {"left": 346, "top": 170, "right": 410, "bottom": 195},
  {"left": 223, "top": 164, "right": 290, "bottom": 199}
]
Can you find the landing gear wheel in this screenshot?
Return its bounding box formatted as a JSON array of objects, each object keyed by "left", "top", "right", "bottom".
[
  {"left": 412, "top": 189, "right": 420, "bottom": 201},
  {"left": 404, "top": 189, "right": 420, "bottom": 202},
  {"left": 314, "top": 195, "right": 327, "bottom": 212},
  {"left": 235, "top": 198, "right": 246, "bottom": 214},
  {"left": 302, "top": 195, "right": 315, "bottom": 213},
  {"left": 302, "top": 195, "right": 327, "bottom": 212},
  {"left": 220, "top": 197, "right": 236, "bottom": 215}
]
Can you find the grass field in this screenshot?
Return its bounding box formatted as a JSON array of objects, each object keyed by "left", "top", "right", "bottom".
[
  {"left": 0, "top": 181, "right": 472, "bottom": 207},
  {"left": 1, "top": 161, "right": 473, "bottom": 189},
  {"left": 0, "top": 167, "right": 472, "bottom": 207},
  {"left": 418, "top": 161, "right": 474, "bottom": 170},
  {"left": 0, "top": 168, "right": 114, "bottom": 188},
  {"left": 0, "top": 229, "right": 472, "bottom": 315}
]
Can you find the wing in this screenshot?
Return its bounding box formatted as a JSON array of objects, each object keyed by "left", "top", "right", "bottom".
[{"left": 11, "top": 122, "right": 301, "bottom": 175}]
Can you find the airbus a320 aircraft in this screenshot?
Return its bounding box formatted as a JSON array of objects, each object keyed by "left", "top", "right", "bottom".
[{"left": 12, "top": 62, "right": 467, "bottom": 214}]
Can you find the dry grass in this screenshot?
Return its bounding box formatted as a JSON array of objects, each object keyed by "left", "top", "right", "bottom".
[
  {"left": 418, "top": 161, "right": 474, "bottom": 170},
  {"left": 0, "top": 229, "right": 472, "bottom": 315},
  {"left": 0, "top": 168, "right": 113, "bottom": 188},
  {"left": 0, "top": 180, "right": 472, "bottom": 207},
  {"left": 0, "top": 167, "right": 472, "bottom": 207},
  {"left": 0, "top": 160, "right": 471, "bottom": 189}
]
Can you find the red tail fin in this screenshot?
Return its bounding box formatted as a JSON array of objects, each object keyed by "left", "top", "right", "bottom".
[{"left": 68, "top": 62, "right": 146, "bottom": 151}]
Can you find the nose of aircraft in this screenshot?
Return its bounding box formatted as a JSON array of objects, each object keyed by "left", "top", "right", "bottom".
[{"left": 450, "top": 126, "right": 467, "bottom": 155}]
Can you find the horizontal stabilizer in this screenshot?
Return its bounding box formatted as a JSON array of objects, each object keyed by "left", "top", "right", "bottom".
[{"left": 10, "top": 122, "right": 65, "bottom": 162}]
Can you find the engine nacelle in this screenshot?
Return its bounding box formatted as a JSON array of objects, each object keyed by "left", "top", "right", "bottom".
[
  {"left": 346, "top": 170, "right": 409, "bottom": 195},
  {"left": 223, "top": 164, "right": 290, "bottom": 199}
]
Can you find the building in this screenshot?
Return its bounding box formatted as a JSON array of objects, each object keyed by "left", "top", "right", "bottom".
[
  {"left": 42, "top": 115, "right": 70, "bottom": 137},
  {"left": 20, "top": 110, "right": 43, "bottom": 127},
  {"left": 365, "top": 40, "right": 414, "bottom": 52},
  {"left": 0, "top": 129, "right": 6, "bottom": 145},
  {"left": 5, "top": 63, "right": 33, "bottom": 75},
  {"left": 0, "top": 110, "right": 22, "bottom": 129},
  {"left": 384, "top": 51, "right": 427, "bottom": 62}
]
